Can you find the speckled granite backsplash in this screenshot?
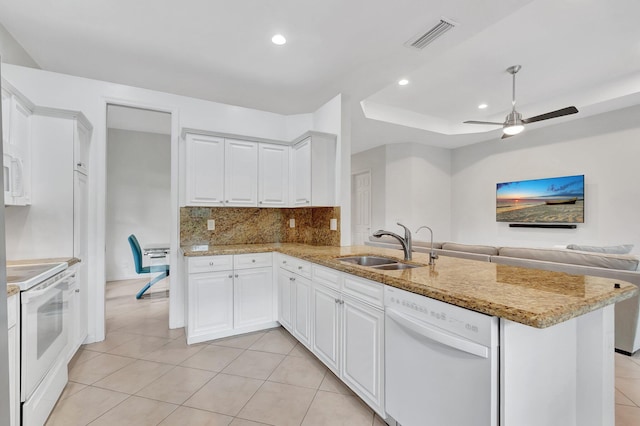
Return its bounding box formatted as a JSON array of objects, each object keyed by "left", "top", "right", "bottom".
[{"left": 180, "top": 207, "right": 341, "bottom": 246}]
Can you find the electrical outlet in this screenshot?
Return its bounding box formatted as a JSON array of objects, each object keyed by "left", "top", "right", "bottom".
[
  {"left": 207, "top": 219, "right": 215, "bottom": 231},
  {"left": 330, "top": 218, "right": 338, "bottom": 231},
  {"left": 289, "top": 218, "right": 295, "bottom": 228}
]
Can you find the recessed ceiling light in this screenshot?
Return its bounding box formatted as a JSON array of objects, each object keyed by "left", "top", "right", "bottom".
[
  {"left": 478, "top": 103, "right": 488, "bottom": 109},
  {"left": 398, "top": 79, "right": 409, "bottom": 86},
  {"left": 271, "top": 34, "right": 286, "bottom": 45}
]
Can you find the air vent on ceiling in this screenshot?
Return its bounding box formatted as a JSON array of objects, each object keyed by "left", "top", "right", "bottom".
[{"left": 405, "top": 18, "right": 456, "bottom": 50}]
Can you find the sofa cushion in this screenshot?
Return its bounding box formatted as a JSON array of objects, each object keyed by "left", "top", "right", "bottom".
[
  {"left": 368, "top": 235, "right": 443, "bottom": 249},
  {"left": 566, "top": 243, "right": 634, "bottom": 254},
  {"left": 498, "top": 246, "right": 639, "bottom": 271},
  {"left": 441, "top": 242, "right": 499, "bottom": 256}
]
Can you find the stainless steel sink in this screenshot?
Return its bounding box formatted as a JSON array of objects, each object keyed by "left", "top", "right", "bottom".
[
  {"left": 371, "top": 263, "right": 421, "bottom": 271},
  {"left": 338, "top": 255, "right": 399, "bottom": 266}
]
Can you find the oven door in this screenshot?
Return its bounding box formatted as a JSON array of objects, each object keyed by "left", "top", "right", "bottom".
[{"left": 21, "top": 271, "right": 73, "bottom": 401}]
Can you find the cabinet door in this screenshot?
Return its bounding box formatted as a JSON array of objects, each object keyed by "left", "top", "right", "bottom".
[
  {"left": 234, "top": 267, "right": 273, "bottom": 329},
  {"left": 294, "top": 275, "right": 312, "bottom": 348},
  {"left": 312, "top": 283, "right": 341, "bottom": 374},
  {"left": 74, "top": 173, "right": 89, "bottom": 347},
  {"left": 291, "top": 138, "right": 311, "bottom": 206},
  {"left": 1, "top": 88, "right": 11, "bottom": 147},
  {"left": 278, "top": 269, "right": 294, "bottom": 333},
  {"left": 258, "top": 143, "right": 289, "bottom": 207},
  {"left": 8, "top": 324, "right": 17, "bottom": 426},
  {"left": 188, "top": 271, "right": 234, "bottom": 341},
  {"left": 185, "top": 134, "right": 225, "bottom": 206},
  {"left": 342, "top": 296, "right": 385, "bottom": 414},
  {"left": 74, "top": 122, "right": 90, "bottom": 174},
  {"left": 224, "top": 139, "right": 257, "bottom": 207}
]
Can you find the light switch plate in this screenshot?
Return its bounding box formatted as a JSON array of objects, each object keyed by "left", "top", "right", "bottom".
[
  {"left": 289, "top": 218, "right": 295, "bottom": 228},
  {"left": 207, "top": 219, "right": 215, "bottom": 231},
  {"left": 330, "top": 218, "right": 338, "bottom": 231}
]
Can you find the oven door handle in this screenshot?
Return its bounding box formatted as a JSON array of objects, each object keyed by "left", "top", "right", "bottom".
[
  {"left": 386, "top": 308, "right": 489, "bottom": 358},
  {"left": 21, "top": 271, "right": 75, "bottom": 303}
]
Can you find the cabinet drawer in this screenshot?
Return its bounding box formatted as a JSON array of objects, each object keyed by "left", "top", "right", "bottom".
[
  {"left": 343, "top": 275, "right": 384, "bottom": 308},
  {"left": 279, "top": 255, "right": 311, "bottom": 279},
  {"left": 234, "top": 252, "right": 273, "bottom": 269},
  {"left": 7, "top": 294, "right": 17, "bottom": 329},
  {"left": 312, "top": 264, "right": 342, "bottom": 291},
  {"left": 188, "top": 255, "right": 233, "bottom": 273}
]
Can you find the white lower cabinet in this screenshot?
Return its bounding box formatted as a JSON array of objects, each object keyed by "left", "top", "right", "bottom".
[
  {"left": 7, "top": 293, "right": 20, "bottom": 426},
  {"left": 341, "top": 295, "right": 384, "bottom": 414},
  {"left": 234, "top": 267, "right": 274, "bottom": 329},
  {"left": 277, "top": 254, "right": 313, "bottom": 349},
  {"left": 186, "top": 253, "right": 276, "bottom": 344},
  {"left": 311, "top": 282, "right": 341, "bottom": 375},
  {"left": 278, "top": 269, "right": 294, "bottom": 332},
  {"left": 293, "top": 274, "right": 312, "bottom": 348},
  {"left": 297, "top": 263, "right": 385, "bottom": 416},
  {"left": 188, "top": 270, "right": 235, "bottom": 342}
]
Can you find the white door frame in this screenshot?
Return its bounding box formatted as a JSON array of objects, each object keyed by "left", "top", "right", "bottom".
[{"left": 92, "top": 96, "right": 181, "bottom": 343}]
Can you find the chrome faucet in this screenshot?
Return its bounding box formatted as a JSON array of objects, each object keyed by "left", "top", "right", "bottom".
[
  {"left": 372, "top": 222, "right": 412, "bottom": 261},
  {"left": 416, "top": 225, "right": 438, "bottom": 265}
]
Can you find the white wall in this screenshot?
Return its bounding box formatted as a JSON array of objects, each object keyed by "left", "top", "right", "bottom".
[
  {"left": 451, "top": 104, "right": 640, "bottom": 253},
  {"left": 351, "top": 142, "right": 452, "bottom": 243},
  {"left": 106, "top": 129, "right": 171, "bottom": 281},
  {"left": 312, "top": 93, "right": 351, "bottom": 245},
  {"left": 0, "top": 22, "right": 39, "bottom": 68}
]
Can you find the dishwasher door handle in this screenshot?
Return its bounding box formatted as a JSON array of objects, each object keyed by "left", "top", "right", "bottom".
[{"left": 386, "top": 308, "right": 489, "bottom": 358}]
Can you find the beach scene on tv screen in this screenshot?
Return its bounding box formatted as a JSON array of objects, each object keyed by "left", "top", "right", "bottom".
[{"left": 496, "top": 175, "right": 584, "bottom": 223}]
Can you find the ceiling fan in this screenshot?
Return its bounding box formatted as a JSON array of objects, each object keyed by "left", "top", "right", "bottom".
[{"left": 464, "top": 65, "right": 578, "bottom": 139}]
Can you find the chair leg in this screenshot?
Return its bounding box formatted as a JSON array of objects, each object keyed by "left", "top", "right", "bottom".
[{"left": 136, "top": 272, "right": 168, "bottom": 299}]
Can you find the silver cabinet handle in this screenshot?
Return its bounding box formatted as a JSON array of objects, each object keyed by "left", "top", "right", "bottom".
[
  {"left": 334, "top": 298, "right": 340, "bottom": 303},
  {"left": 209, "top": 261, "right": 214, "bottom": 266},
  {"left": 228, "top": 274, "right": 233, "bottom": 278},
  {"left": 298, "top": 266, "right": 303, "bottom": 270},
  {"left": 292, "top": 277, "right": 296, "bottom": 281},
  {"left": 75, "top": 289, "right": 80, "bottom": 293},
  {"left": 235, "top": 274, "right": 238, "bottom": 278},
  {"left": 282, "top": 260, "right": 287, "bottom": 264},
  {"left": 259, "top": 201, "right": 263, "bottom": 204},
  {"left": 252, "top": 259, "right": 256, "bottom": 263}
]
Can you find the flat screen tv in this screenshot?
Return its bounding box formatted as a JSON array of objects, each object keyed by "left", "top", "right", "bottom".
[{"left": 496, "top": 174, "right": 584, "bottom": 223}]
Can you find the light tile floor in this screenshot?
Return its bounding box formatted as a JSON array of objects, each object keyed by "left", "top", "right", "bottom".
[
  {"left": 46, "top": 278, "right": 640, "bottom": 425},
  {"left": 47, "top": 278, "right": 383, "bottom": 425}
]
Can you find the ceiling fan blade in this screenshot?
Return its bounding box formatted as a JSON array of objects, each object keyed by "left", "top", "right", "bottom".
[
  {"left": 501, "top": 133, "right": 515, "bottom": 140},
  {"left": 463, "top": 120, "right": 503, "bottom": 125},
  {"left": 522, "top": 106, "right": 578, "bottom": 124}
]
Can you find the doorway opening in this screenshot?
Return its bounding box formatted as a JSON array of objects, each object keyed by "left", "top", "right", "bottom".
[
  {"left": 105, "top": 104, "right": 172, "bottom": 326},
  {"left": 351, "top": 170, "right": 371, "bottom": 245}
]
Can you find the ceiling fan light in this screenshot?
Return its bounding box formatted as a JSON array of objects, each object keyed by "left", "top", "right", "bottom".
[{"left": 503, "top": 124, "right": 524, "bottom": 135}]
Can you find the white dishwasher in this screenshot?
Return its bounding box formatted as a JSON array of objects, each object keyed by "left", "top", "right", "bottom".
[{"left": 384, "top": 286, "right": 499, "bottom": 426}]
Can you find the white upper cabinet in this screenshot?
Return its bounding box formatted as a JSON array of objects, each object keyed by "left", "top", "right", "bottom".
[
  {"left": 291, "top": 132, "right": 336, "bottom": 207},
  {"left": 74, "top": 122, "right": 90, "bottom": 174},
  {"left": 2, "top": 82, "right": 34, "bottom": 206},
  {"left": 185, "top": 134, "right": 225, "bottom": 206},
  {"left": 258, "top": 143, "right": 289, "bottom": 207},
  {"left": 183, "top": 130, "right": 336, "bottom": 208},
  {"left": 291, "top": 138, "right": 311, "bottom": 206},
  {"left": 224, "top": 139, "right": 258, "bottom": 207}
]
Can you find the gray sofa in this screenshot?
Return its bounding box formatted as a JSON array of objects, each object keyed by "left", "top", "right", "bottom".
[{"left": 366, "top": 236, "right": 640, "bottom": 355}]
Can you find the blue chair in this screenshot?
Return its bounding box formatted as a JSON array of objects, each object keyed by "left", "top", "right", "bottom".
[{"left": 128, "top": 234, "right": 170, "bottom": 299}]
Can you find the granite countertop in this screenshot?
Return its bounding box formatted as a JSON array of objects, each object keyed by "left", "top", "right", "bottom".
[
  {"left": 183, "top": 243, "right": 638, "bottom": 328},
  {"left": 6, "top": 257, "right": 81, "bottom": 296},
  {"left": 7, "top": 257, "right": 81, "bottom": 267},
  {"left": 7, "top": 285, "right": 20, "bottom": 297}
]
